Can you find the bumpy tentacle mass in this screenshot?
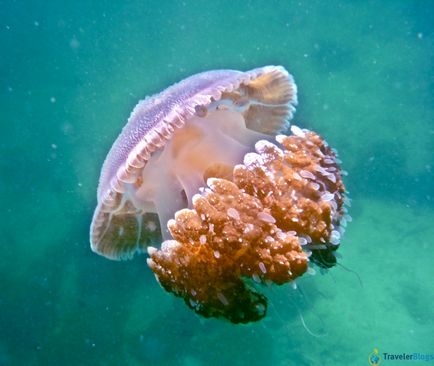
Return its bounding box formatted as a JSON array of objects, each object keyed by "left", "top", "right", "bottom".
[{"left": 147, "top": 128, "right": 346, "bottom": 323}]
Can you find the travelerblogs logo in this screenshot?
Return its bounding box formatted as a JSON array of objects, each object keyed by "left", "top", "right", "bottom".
[
  {"left": 368, "top": 349, "right": 381, "bottom": 365},
  {"left": 369, "top": 348, "right": 434, "bottom": 364}
]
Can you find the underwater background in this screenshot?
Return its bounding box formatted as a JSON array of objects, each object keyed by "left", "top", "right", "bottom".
[{"left": 1, "top": 0, "right": 433, "bottom": 365}]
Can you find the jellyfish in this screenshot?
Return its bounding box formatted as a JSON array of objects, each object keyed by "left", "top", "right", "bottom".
[{"left": 90, "top": 66, "right": 347, "bottom": 323}]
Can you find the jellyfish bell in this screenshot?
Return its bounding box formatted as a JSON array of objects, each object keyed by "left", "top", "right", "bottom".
[{"left": 90, "top": 66, "right": 297, "bottom": 260}]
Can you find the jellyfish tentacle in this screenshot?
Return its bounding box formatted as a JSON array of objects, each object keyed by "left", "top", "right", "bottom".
[{"left": 148, "top": 130, "right": 346, "bottom": 323}]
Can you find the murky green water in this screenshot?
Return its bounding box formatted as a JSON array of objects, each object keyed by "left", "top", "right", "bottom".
[{"left": 1, "top": 1, "right": 433, "bottom": 365}]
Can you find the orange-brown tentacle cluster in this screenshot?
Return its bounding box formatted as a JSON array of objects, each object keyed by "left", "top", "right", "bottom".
[{"left": 147, "top": 128, "right": 346, "bottom": 323}]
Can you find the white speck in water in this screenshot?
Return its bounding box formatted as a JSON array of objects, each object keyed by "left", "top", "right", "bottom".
[
  {"left": 50, "top": 97, "right": 56, "bottom": 103},
  {"left": 214, "top": 250, "right": 220, "bottom": 259},
  {"left": 70, "top": 37, "right": 80, "bottom": 49},
  {"left": 259, "top": 262, "right": 267, "bottom": 274},
  {"left": 199, "top": 235, "right": 207, "bottom": 245}
]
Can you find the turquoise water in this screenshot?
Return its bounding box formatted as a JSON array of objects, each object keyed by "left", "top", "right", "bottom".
[{"left": 1, "top": 1, "right": 433, "bottom": 365}]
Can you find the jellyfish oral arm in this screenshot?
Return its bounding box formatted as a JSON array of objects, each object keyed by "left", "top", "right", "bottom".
[{"left": 131, "top": 109, "right": 271, "bottom": 238}]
